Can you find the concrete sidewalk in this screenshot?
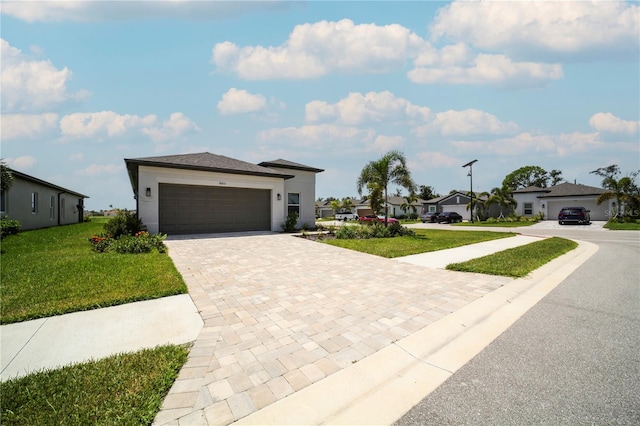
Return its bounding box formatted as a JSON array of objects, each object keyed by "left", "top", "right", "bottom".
[{"left": 0, "top": 294, "right": 203, "bottom": 381}]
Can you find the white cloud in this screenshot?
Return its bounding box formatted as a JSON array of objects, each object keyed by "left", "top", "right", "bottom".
[
  {"left": 414, "top": 151, "right": 460, "bottom": 169},
  {"left": 0, "top": 113, "right": 59, "bottom": 141},
  {"left": 141, "top": 112, "right": 201, "bottom": 142},
  {"left": 589, "top": 112, "right": 639, "bottom": 134},
  {"left": 212, "top": 19, "right": 425, "bottom": 80},
  {"left": 217, "top": 88, "right": 267, "bottom": 115},
  {"left": 305, "top": 91, "right": 431, "bottom": 125},
  {"left": 259, "top": 124, "right": 375, "bottom": 148},
  {"left": 69, "top": 153, "right": 84, "bottom": 161},
  {"left": 59, "top": 111, "right": 199, "bottom": 142},
  {"left": 1, "top": 39, "right": 90, "bottom": 112},
  {"left": 75, "top": 163, "right": 125, "bottom": 177},
  {"left": 409, "top": 53, "right": 563, "bottom": 86},
  {"left": 60, "top": 111, "right": 156, "bottom": 138},
  {"left": 1, "top": 1, "right": 290, "bottom": 23},
  {"left": 413, "top": 109, "right": 519, "bottom": 137},
  {"left": 430, "top": 0, "right": 639, "bottom": 60},
  {"left": 4, "top": 156, "right": 37, "bottom": 170},
  {"left": 452, "top": 132, "right": 602, "bottom": 157},
  {"left": 371, "top": 135, "right": 404, "bottom": 153}
]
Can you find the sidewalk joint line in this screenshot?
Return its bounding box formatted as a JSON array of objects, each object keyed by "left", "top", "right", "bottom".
[{"left": 1, "top": 318, "right": 49, "bottom": 376}]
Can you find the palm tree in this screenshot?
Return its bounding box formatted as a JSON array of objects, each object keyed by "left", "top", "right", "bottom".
[
  {"left": 401, "top": 193, "right": 419, "bottom": 218},
  {"left": 329, "top": 200, "right": 341, "bottom": 216},
  {"left": 341, "top": 197, "right": 354, "bottom": 212},
  {"left": 357, "top": 150, "right": 416, "bottom": 225},
  {"left": 591, "top": 165, "right": 640, "bottom": 219},
  {"left": 486, "top": 187, "right": 517, "bottom": 219}
]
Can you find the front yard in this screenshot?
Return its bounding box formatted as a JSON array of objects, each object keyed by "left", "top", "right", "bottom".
[{"left": 0, "top": 218, "right": 187, "bottom": 325}]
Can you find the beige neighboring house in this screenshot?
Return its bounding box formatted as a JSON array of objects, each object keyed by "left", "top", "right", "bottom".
[
  {"left": 512, "top": 182, "right": 612, "bottom": 221},
  {"left": 1, "top": 169, "right": 88, "bottom": 231},
  {"left": 125, "top": 152, "right": 323, "bottom": 235}
]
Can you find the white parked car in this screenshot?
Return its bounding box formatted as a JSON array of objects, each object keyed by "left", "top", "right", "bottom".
[{"left": 335, "top": 211, "right": 359, "bottom": 221}]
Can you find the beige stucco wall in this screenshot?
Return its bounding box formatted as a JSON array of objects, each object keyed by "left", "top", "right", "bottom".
[
  {"left": 136, "top": 165, "right": 286, "bottom": 233},
  {"left": 272, "top": 168, "right": 318, "bottom": 228}
]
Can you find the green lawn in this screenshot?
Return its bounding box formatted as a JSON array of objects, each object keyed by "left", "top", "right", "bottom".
[
  {"left": 453, "top": 221, "right": 536, "bottom": 228},
  {"left": 0, "top": 344, "right": 189, "bottom": 426},
  {"left": 446, "top": 237, "right": 577, "bottom": 277},
  {"left": 324, "top": 228, "right": 515, "bottom": 258},
  {"left": 0, "top": 219, "right": 187, "bottom": 324},
  {"left": 604, "top": 220, "right": 640, "bottom": 230}
]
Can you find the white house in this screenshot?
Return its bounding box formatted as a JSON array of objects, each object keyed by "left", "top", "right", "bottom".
[
  {"left": 512, "top": 182, "right": 612, "bottom": 221},
  {"left": 125, "top": 152, "right": 323, "bottom": 235},
  {"left": 1, "top": 169, "right": 88, "bottom": 231}
]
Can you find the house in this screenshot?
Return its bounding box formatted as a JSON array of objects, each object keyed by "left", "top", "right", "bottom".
[
  {"left": 124, "top": 152, "right": 323, "bottom": 235},
  {"left": 1, "top": 169, "right": 88, "bottom": 231},
  {"left": 512, "top": 182, "right": 611, "bottom": 221},
  {"left": 422, "top": 191, "right": 475, "bottom": 220},
  {"left": 315, "top": 200, "right": 335, "bottom": 218}
]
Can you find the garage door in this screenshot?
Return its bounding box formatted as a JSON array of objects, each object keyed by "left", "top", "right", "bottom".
[
  {"left": 159, "top": 184, "right": 271, "bottom": 235},
  {"left": 548, "top": 199, "right": 603, "bottom": 221}
]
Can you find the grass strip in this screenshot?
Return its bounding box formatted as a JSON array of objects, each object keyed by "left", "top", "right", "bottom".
[
  {"left": 1, "top": 219, "right": 187, "bottom": 324},
  {"left": 453, "top": 221, "right": 536, "bottom": 228},
  {"left": 325, "top": 229, "right": 515, "bottom": 258},
  {"left": 446, "top": 237, "right": 577, "bottom": 277},
  {"left": 603, "top": 221, "right": 640, "bottom": 230},
  {"left": 0, "top": 344, "right": 189, "bottom": 426}
]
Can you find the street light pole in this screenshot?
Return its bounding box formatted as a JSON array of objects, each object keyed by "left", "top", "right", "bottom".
[{"left": 462, "top": 159, "right": 478, "bottom": 223}]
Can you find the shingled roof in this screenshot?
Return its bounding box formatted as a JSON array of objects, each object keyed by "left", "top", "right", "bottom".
[
  {"left": 125, "top": 152, "right": 295, "bottom": 179},
  {"left": 258, "top": 159, "right": 324, "bottom": 173},
  {"left": 538, "top": 182, "right": 606, "bottom": 198}
]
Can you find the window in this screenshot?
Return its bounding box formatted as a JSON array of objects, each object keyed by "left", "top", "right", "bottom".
[
  {"left": 287, "top": 193, "right": 300, "bottom": 216},
  {"left": 524, "top": 202, "right": 533, "bottom": 215},
  {"left": 428, "top": 205, "right": 436, "bottom": 213},
  {"left": 0, "top": 190, "right": 6, "bottom": 213},
  {"left": 31, "top": 192, "right": 38, "bottom": 213},
  {"left": 61, "top": 198, "right": 66, "bottom": 220},
  {"left": 50, "top": 195, "right": 55, "bottom": 220}
]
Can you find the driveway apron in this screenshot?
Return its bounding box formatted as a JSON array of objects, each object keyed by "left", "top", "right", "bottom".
[{"left": 154, "top": 233, "right": 512, "bottom": 425}]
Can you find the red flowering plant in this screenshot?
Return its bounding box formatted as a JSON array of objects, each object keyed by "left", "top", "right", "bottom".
[{"left": 89, "top": 211, "right": 167, "bottom": 254}]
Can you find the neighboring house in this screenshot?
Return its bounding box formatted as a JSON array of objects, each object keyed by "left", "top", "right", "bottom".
[
  {"left": 103, "top": 209, "right": 120, "bottom": 217},
  {"left": 421, "top": 191, "right": 474, "bottom": 221},
  {"left": 1, "top": 169, "right": 88, "bottom": 231},
  {"left": 315, "top": 200, "right": 334, "bottom": 218},
  {"left": 383, "top": 196, "right": 426, "bottom": 217},
  {"left": 124, "top": 152, "right": 323, "bottom": 235},
  {"left": 512, "top": 182, "right": 611, "bottom": 221}
]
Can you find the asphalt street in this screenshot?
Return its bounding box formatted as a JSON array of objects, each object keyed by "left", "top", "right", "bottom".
[{"left": 396, "top": 226, "right": 640, "bottom": 425}]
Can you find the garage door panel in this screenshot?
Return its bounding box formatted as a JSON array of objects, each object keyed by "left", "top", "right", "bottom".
[{"left": 159, "top": 184, "right": 271, "bottom": 235}]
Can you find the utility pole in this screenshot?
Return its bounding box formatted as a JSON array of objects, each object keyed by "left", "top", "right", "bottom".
[{"left": 462, "top": 160, "right": 478, "bottom": 223}]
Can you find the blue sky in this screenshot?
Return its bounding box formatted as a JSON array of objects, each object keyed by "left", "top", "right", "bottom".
[{"left": 2, "top": 0, "right": 639, "bottom": 211}]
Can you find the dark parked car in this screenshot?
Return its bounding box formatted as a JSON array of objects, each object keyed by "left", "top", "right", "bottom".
[
  {"left": 358, "top": 214, "right": 399, "bottom": 224},
  {"left": 558, "top": 207, "right": 591, "bottom": 225},
  {"left": 420, "top": 212, "right": 439, "bottom": 223},
  {"left": 437, "top": 211, "right": 463, "bottom": 223}
]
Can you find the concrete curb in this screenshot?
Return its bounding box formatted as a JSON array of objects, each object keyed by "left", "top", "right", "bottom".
[{"left": 233, "top": 240, "right": 598, "bottom": 425}]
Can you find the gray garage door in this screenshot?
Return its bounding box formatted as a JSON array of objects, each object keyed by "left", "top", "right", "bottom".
[{"left": 159, "top": 184, "right": 271, "bottom": 235}]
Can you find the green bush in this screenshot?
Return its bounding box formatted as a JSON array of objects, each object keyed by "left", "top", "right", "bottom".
[
  {"left": 0, "top": 217, "right": 21, "bottom": 239},
  {"left": 103, "top": 210, "right": 145, "bottom": 239},
  {"left": 281, "top": 211, "right": 299, "bottom": 233},
  {"left": 388, "top": 222, "right": 416, "bottom": 237},
  {"left": 89, "top": 231, "right": 167, "bottom": 254},
  {"left": 336, "top": 225, "right": 357, "bottom": 239}
]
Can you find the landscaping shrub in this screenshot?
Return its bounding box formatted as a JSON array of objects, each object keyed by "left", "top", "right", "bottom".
[
  {"left": 336, "top": 225, "right": 357, "bottom": 239},
  {"left": 0, "top": 217, "right": 21, "bottom": 239},
  {"left": 281, "top": 211, "right": 299, "bottom": 233},
  {"left": 89, "top": 231, "right": 167, "bottom": 254},
  {"left": 388, "top": 222, "right": 416, "bottom": 237},
  {"left": 103, "top": 210, "right": 145, "bottom": 239}
]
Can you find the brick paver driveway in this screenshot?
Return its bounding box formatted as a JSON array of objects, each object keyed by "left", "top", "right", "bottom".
[{"left": 154, "top": 232, "right": 512, "bottom": 425}]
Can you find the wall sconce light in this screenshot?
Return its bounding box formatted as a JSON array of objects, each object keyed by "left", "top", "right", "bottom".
[
  {"left": 541, "top": 203, "right": 545, "bottom": 208},
  {"left": 146, "top": 187, "right": 151, "bottom": 197},
  {"left": 277, "top": 193, "right": 281, "bottom": 201}
]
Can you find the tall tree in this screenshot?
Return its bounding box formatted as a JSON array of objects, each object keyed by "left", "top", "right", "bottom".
[
  {"left": 418, "top": 185, "right": 440, "bottom": 200},
  {"left": 590, "top": 165, "right": 640, "bottom": 219},
  {"left": 502, "top": 165, "right": 550, "bottom": 191},
  {"left": 401, "top": 193, "right": 419, "bottom": 217},
  {"left": 486, "top": 187, "right": 517, "bottom": 219},
  {"left": 549, "top": 169, "right": 564, "bottom": 186},
  {"left": 329, "top": 199, "right": 341, "bottom": 215},
  {"left": 357, "top": 150, "right": 416, "bottom": 225},
  {"left": 341, "top": 197, "right": 354, "bottom": 211},
  {"left": 1, "top": 160, "right": 14, "bottom": 192}
]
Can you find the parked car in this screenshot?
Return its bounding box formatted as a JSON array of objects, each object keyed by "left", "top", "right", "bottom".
[
  {"left": 437, "top": 211, "right": 463, "bottom": 223},
  {"left": 420, "top": 212, "right": 439, "bottom": 223},
  {"left": 558, "top": 207, "right": 591, "bottom": 225},
  {"left": 335, "top": 211, "right": 359, "bottom": 221},
  {"left": 358, "top": 214, "right": 399, "bottom": 224}
]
